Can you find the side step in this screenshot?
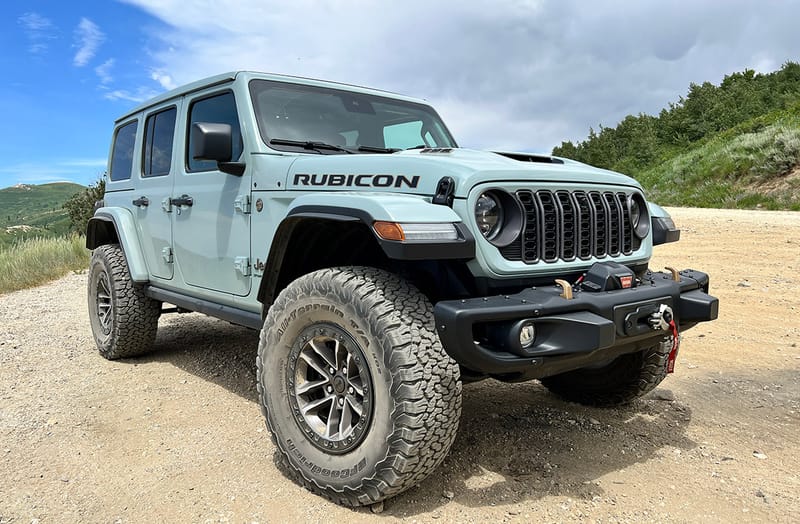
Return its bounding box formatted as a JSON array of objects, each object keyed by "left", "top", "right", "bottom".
[{"left": 145, "top": 286, "right": 263, "bottom": 330}]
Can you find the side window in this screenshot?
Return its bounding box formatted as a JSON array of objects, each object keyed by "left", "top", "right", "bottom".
[
  {"left": 142, "top": 107, "right": 177, "bottom": 177},
  {"left": 187, "top": 92, "right": 243, "bottom": 172},
  {"left": 109, "top": 120, "right": 138, "bottom": 181}
]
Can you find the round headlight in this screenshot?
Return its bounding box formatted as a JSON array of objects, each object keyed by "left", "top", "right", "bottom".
[
  {"left": 627, "top": 193, "right": 650, "bottom": 239},
  {"left": 475, "top": 192, "right": 504, "bottom": 239},
  {"left": 630, "top": 199, "right": 641, "bottom": 228}
]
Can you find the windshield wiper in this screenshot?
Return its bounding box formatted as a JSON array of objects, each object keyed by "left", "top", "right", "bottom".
[
  {"left": 269, "top": 138, "right": 353, "bottom": 154},
  {"left": 356, "top": 145, "right": 401, "bottom": 154}
]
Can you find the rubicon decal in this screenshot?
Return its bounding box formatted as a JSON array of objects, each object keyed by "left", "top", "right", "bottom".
[{"left": 293, "top": 173, "right": 420, "bottom": 188}]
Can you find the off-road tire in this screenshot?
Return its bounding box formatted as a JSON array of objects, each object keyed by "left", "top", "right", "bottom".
[
  {"left": 87, "top": 244, "right": 160, "bottom": 359},
  {"left": 257, "top": 266, "right": 462, "bottom": 506},
  {"left": 540, "top": 340, "right": 670, "bottom": 406}
]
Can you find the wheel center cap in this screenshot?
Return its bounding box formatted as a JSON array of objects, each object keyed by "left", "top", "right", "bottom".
[{"left": 332, "top": 375, "right": 347, "bottom": 394}]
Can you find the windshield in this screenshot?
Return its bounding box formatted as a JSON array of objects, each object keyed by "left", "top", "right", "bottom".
[{"left": 249, "top": 79, "right": 457, "bottom": 153}]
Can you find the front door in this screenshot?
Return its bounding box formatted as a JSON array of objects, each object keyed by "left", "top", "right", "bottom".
[{"left": 172, "top": 89, "right": 251, "bottom": 297}]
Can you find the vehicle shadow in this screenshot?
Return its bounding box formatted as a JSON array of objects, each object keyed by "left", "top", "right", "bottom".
[{"left": 139, "top": 314, "right": 695, "bottom": 516}]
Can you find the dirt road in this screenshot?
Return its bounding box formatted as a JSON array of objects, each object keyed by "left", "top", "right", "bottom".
[{"left": 1, "top": 208, "right": 798, "bottom": 523}]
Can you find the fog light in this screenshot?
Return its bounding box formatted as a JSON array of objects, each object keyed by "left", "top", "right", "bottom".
[{"left": 519, "top": 322, "right": 536, "bottom": 348}]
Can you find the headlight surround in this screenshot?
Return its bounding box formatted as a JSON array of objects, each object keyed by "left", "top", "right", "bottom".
[
  {"left": 474, "top": 189, "right": 524, "bottom": 247},
  {"left": 627, "top": 193, "right": 650, "bottom": 239}
]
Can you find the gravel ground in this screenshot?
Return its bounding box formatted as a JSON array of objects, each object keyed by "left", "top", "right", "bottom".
[{"left": 1, "top": 207, "right": 798, "bottom": 523}]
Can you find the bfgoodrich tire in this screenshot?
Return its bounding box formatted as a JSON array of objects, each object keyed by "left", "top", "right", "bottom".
[
  {"left": 257, "top": 266, "right": 462, "bottom": 506},
  {"left": 540, "top": 340, "right": 671, "bottom": 407},
  {"left": 87, "top": 244, "right": 160, "bottom": 359}
]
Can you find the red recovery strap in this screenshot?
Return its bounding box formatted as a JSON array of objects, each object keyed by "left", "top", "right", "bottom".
[{"left": 666, "top": 319, "right": 680, "bottom": 373}]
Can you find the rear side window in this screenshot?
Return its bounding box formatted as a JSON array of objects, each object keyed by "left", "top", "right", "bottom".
[
  {"left": 142, "top": 107, "right": 177, "bottom": 177},
  {"left": 109, "top": 120, "right": 137, "bottom": 181},
  {"left": 187, "top": 92, "right": 242, "bottom": 172}
]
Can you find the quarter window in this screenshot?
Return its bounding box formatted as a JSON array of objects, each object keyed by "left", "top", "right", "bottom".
[
  {"left": 142, "top": 107, "right": 177, "bottom": 177},
  {"left": 187, "top": 92, "right": 243, "bottom": 172},
  {"left": 109, "top": 120, "right": 137, "bottom": 181}
]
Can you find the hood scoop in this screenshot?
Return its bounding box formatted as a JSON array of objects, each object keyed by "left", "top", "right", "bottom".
[{"left": 493, "top": 151, "right": 564, "bottom": 164}]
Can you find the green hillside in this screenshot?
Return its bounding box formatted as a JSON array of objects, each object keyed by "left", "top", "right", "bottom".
[
  {"left": 0, "top": 182, "right": 86, "bottom": 248},
  {"left": 554, "top": 62, "right": 800, "bottom": 210}
]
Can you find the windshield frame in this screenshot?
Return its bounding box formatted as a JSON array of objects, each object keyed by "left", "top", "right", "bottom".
[{"left": 248, "top": 79, "right": 458, "bottom": 154}]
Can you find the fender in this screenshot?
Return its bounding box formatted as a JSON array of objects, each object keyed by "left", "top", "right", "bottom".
[
  {"left": 86, "top": 208, "right": 150, "bottom": 282},
  {"left": 283, "top": 193, "right": 475, "bottom": 260}
]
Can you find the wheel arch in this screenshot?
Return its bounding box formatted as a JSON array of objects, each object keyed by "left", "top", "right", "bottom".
[
  {"left": 256, "top": 205, "right": 476, "bottom": 313},
  {"left": 86, "top": 208, "right": 150, "bottom": 282}
]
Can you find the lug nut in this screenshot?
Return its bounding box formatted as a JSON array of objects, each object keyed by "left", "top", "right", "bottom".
[
  {"left": 326, "top": 385, "right": 333, "bottom": 393},
  {"left": 338, "top": 397, "right": 345, "bottom": 406},
  {"left": 348, "top": 386, "right": 354, "bottom": 395},
  {"left": 329, "top": 367, "right": 335, "bottom": 375},
  {"left": 342, "top": 367, "right": 348, "bottom": 374}
]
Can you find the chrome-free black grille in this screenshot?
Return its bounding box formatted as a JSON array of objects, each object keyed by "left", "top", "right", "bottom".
[{"left": 500, "top": 190, "right": 639, "bottom": 264}]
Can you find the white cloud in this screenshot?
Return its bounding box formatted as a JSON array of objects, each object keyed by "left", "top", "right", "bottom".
[
  {"left": 0, "top": 159, "right": 107, "bottom": 185},
  {"left": 150, "top": 70, "right": 177, "bottom": 90},
  {"left": 121, "top": 0, "right": 800, "bottom": 152},
  {"left": 18, "top": 12, "right": 56, "bottom": 55},
  {"left": 95, "top": 59, "right": 115, "bottom": 85},
  {"left": 104, "top": 87, "right": 159, "bottom": 103},
  {"left": 73, "top": 18, "right": 104, "bottom": 67}
]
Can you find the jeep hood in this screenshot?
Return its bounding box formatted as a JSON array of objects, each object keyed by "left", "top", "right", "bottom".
[{"left": 279, "top": 148, "right": 642, "bottom": 198}]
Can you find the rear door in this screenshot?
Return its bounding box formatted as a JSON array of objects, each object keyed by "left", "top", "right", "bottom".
[
  {"left": 172, "top": 89, "right": 251, "bottom": 296},
  {"left": 131, "top": 103, "right": 180, "bottom": 280}
]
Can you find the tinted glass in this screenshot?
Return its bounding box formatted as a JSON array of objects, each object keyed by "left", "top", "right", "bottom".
[
  {"left": 143, "top": 107, "right": 177, "bottom": 177},
  {"left": 109, "top": 120, "right": 137, "bottom": 181},
  {"left": 249, "top": 80, "right": 457, "bottom": 152},
  {"left": 187, "top": 92, "right": 242, "bottom": 172}
]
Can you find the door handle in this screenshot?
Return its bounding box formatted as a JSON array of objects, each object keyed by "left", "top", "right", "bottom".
[
  {"left": 132, "top": 196, "right": 149, "bottom": 207},
  {"left": 169, "top": 195, "right": 194, "bottom": 207}
]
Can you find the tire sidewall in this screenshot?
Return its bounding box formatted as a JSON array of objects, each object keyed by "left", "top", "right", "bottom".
[
  {"left": 88, "top": 249, "right": 116, "bottom": 356},
  {"left": 261, "top": 286, "right": 396, "bottom": 491}
]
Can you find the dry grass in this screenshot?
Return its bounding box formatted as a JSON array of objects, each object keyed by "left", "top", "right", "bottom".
[{"left": 0, "top": 235, "right": 89, "bottom": 294}]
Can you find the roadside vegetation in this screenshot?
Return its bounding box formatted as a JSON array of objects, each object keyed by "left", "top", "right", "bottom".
[
  {"left": 0, "top": 235, "right": 89, "bottom": 294},
  {"left": 553, "top": 62, "right": 800, "bottom": 209},
  {"left": 0, "top": 180, "right": 103, "bottom": 294}
]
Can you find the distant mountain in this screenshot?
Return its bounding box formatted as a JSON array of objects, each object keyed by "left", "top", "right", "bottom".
[{"left": 0, "top": 182, "right": 86, "bottom": 247}]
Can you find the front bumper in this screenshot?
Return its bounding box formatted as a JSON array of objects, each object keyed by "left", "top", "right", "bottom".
[{"left": 433, "top": 268, "right": 718, "bottom": 379}]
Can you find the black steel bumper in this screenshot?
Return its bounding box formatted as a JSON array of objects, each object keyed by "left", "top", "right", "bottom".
[{"left": 433, "top": 269, "right": 718, "bottom": 379}]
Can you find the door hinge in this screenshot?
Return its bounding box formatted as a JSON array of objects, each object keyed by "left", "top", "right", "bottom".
[
  {"left": 234, "top": 195, "right": 251, "bottom": 214},
  {"left": 161, "top": 246, "right": 174, "bottom": 263},
  {"left": 234, "top": 256, "right": 251, "bottom": 276}
]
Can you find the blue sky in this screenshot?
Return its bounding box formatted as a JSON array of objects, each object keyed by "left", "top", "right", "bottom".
[{"left": 2, "top": 0, "right": 799, "bottom": 188}]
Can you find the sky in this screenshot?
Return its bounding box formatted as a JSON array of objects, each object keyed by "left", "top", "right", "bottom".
[{"left": 1, "top": 0, "right": 799, "bottom": 188}]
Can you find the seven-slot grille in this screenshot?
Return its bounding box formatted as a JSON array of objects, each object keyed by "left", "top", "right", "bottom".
[{"left": 500, "top": 190, "right": 640, "bottom": 264}]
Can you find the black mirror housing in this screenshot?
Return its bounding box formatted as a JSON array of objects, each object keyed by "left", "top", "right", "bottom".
[{"left": 192, "top": 122, "right": 233, "bottom": 162}]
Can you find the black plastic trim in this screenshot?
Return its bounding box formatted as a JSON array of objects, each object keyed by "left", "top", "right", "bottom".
[
  {"left": 652, "top": 217, "right": 681, "bottom": 245},
  {"left": 433, "top": 267, "right": 717, "bottom": 377},
  {"left": 145, "top": 286, "right": 262, "bottom": 330},
  {"left": 287, "top": 205, "right": 476, "bottom": 261}
]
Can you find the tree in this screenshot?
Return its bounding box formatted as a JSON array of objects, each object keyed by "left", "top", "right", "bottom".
[{"left": 63, "top": 177, "right": 106, "bottom": 234}]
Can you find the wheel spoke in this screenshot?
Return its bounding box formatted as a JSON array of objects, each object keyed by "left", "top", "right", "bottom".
[
  {"left": 300, "top": 395, "right": 334, "bottom": 416},
  {"left": 299, "top": 352, "right": 329, "bottom": 378},
  {"left": 339, "top": 399, "right": 353, "bottom": 436},
  {"left": 325, "top": 400, "right": 341, "bottom": 439},
  {"left": 347, "top": 376, "right": 364, "bottom": 397},
  {"left": 309, "top": 338, "right": 336, "bottom": 370},
  {"left": 346, "top": 395, "right": 363, "bottom": 417},
  {"left": 295, "top": 378, "right": 328, "bottom": 396}
]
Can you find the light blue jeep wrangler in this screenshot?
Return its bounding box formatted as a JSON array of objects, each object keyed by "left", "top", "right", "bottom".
[{"left": 86, "top": 71, "right": 718, "bottom": 505}]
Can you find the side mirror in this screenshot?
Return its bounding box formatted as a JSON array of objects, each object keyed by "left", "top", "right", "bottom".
[
  {"left": 192, "top": 122, "right": 232, "bottom": 162},
  {"left": 191, "top": 122, "right": 245, "bottom": 176}
]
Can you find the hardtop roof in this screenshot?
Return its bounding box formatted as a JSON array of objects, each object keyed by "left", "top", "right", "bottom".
[{"left": 114, "top": 71, "right": 429, "bottom": 124}]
